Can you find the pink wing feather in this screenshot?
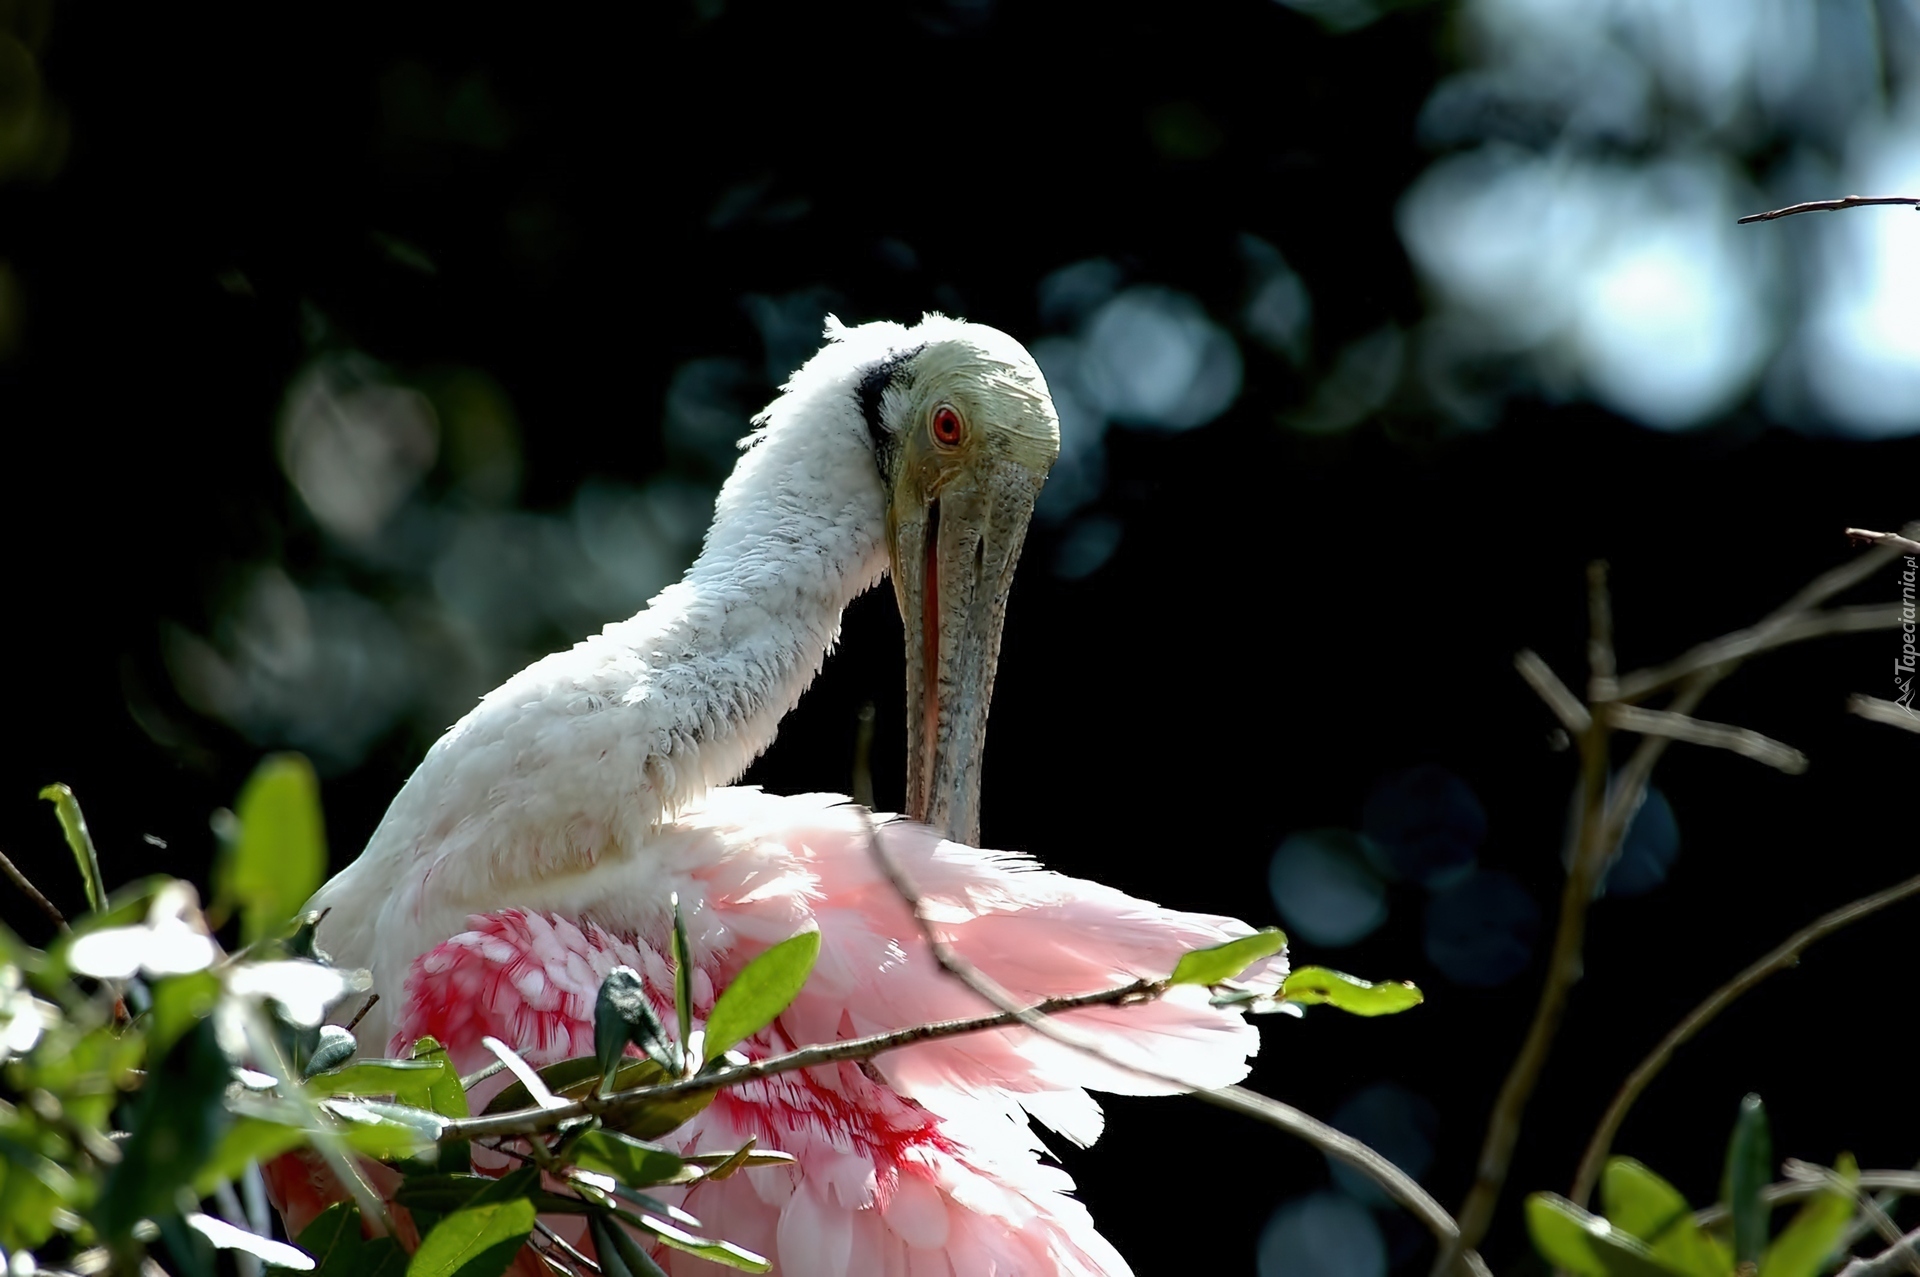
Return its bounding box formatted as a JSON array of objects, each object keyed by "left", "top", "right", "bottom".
[{"left": 388, "top": 790, "right": 1283, "bottom": 1276}]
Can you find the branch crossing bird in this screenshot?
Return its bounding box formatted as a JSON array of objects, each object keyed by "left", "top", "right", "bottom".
[{"left": 269, "top": 316, "right": 1285, "bottom": 1275}]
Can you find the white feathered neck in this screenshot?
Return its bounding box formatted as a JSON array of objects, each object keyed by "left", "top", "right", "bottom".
[{"left": 310, "top": 318, "right": 976, "bottom": 972}]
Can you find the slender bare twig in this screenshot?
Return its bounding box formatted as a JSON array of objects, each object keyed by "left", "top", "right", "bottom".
[
  {"left": 853, "top": 808, "right": 1493, "bottom": 1277},
  {"left": 344, "top": 993, "right": 380, "bottom": 1033},
  {"left": 1738, "top": 195, "right": 1920, "bottom": 224},
  {"left": 1617, "top": 604, "right": 1905, "bottom": 702},
  {"left": 1783, "top": 1161, "right": 1913, "bottom": 1260},
  {"left": 1688, "top": 1172, "right": 1920, "bottom": 1228},
  {"left": 1569, "top": 872, "right": 1920, "bottom": 1205},
  {"left": 1846, "top": 527, "right": 1920, "bottom": 557},
  {"left": 1448, "top": 530, "right": 1915, "bottom": 1265},
  {"left": 1516, "top": 651, "right": 1591, "bottom": 733},
  {"left": 0, "top": 848, "right": 70, "bottom": 932},
  {"left": 1851, "top": 695, "right": 1920, "bottom": 734},
  {"left": 1840, "top": 1225, "right": 1920, "bottom": 1277},
  {"left": 1603, "top": 704, "right": 1807, "bottom": 773},
  {"left": 534, "top": 1220, "right": 601, "bottom": 1275},
  {"left": 438, "top": 978, "right": 1160, "bottom": 1141}
]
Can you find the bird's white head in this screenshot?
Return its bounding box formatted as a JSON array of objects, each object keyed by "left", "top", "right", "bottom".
[{"left": 757, "top": 314, "right": 1060, "bottom": 844}]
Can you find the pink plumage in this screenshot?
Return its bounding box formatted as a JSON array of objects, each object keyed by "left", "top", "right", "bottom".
[{"left": 389, "top": 792, "right": 1281, "bottom": 1276}]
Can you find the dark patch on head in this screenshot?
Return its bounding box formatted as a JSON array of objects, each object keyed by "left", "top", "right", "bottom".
[{"left": 856, "top": 343, "right": 925, "bottom": 478}]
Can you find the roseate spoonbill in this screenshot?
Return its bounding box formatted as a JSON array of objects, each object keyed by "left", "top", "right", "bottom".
[{"left": 289, "top": 316, "right": 1283, "bottom": 1274}]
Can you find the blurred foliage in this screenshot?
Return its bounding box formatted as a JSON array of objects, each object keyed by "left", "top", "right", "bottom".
[{"left": 1528, "top": 1098, "right": 1861, "bottom": 1277}]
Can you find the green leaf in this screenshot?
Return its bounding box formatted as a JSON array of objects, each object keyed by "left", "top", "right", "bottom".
[
  {"left": 407, "top": 1197, "right": 537, "bottom": 1277},
  {"left": 571, "top": 1130, "right": 695, "bottom": 1188},
  {"left": 296, "top": 1202, "right": 368, "bottom": 1276},
  {"left": 1167, "top": 928, "right": 1287, "bottom": 986},
  {"left": 408, "top": 1038, "right": 472, "bottom": 1119},
  {"left": 1280, "top": 965, "right": 1424, "bottom": 1016},
  {"left": 596, "top": 966, "right": 677, "bottom": 1086},
  {"left": 1723, "top": 1093, "right": 1772, "bottom": 1268},
  {"left": 304, "top": 1025, "right": 359, "bottom": 1076},
  {"left": 362, "top": 1238, "right": 409, "bottom": 1277},
  {"left": 221, "top": 754, "right": 328, "bottom": 945},
  {"left": 323, "top": 1098, "right": 446, "bottom": 1159},
  {"left": 627, "top": 1209, "right": 771, "bottom": 1273},
  {"left": 1762, "top": 1154, "right": 1857, "bottom": 1277},
  {"left": 396, "top": 1175, "right": 587, "bottom": 1216},
  {"left": 671, "top": 893, "right": 693, "bottom": 1067},
  {"left": 307, "top": 1059, "right": 446, "bottom": 1100},
  {"left": 147, "top": 970, "right": 222, "bottom": 1058},
  {"left": 94, "top": 1018, "right": 233, "bottom": 1243},
  {"left": 1526, "top": 1193, "right": 1685, "bottom": 1277},
  {"left": 193, "top": 1115, "right": 309, "bottom": 1197},
  {"left": 703, "top": 930, "right": 819, "bottom": 1063},
  {"left": 592, "top": 1212, "right": 670, "bottom": 1277},
  {"left": 480, "top": 1054, "right": 715, "bottom": 1140},
  {"left": 39, "top": 782, "right": 107, "bottom": 914},
  {"left": 1601, "top": 1158, "right": 1730, "bottom": 1277}
]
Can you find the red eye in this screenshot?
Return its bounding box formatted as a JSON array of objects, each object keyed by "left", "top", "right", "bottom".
[{"left": 930, "top": 404, "right": 965, "bottom": 448}]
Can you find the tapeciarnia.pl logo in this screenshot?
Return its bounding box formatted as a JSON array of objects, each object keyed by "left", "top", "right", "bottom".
[{"left": 1898, "top": 554, "right": 1917, "bottom": 713}]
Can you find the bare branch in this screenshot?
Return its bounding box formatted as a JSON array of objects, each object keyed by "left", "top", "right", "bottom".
[
  {"left": 1783, "top": 1160, "right": 1912, "bottom": 1257},
  {"left": 0, "top": 847, "right": 70, "bottom": 932},
  {"left": 344, "top": 994, "right": 380, "bottom": 1033},
  {"left": 1846, "top": 527, "right": 1920, "bottom": 557},
  {"left": 1571, "top": 872, "right": 1920, "bottom": 1205},
  {"left": 1604, "top": 704, "right": 1807, "bottom": 773},
  {"left": 1840, "top": 1225, "right": 1920, "bottom": 1277},
  {"left": 854, "top": 808, "right": 1492, "bottom": 1277},
  {"left": 1738, "top": 195, "right": 1920, "bottom": 224},
  {"left": 1692, "top": 1172, "right": 1920, "bottom": 1227},
  {"left": 1850, "top": 695, "right": 1920, "bottom": 735},
  {"left": 1618, "top": 605, "right": 1905, "bottom": 702},
  {"left": 1515, "top": 651, "right": 1590, "bottom": 733}
]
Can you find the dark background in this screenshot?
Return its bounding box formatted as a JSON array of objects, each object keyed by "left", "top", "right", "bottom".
[{"left": 4, "top": 1, "right": 1918, "bottom": 1272}]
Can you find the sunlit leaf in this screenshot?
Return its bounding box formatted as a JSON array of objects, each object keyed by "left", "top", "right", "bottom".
[
  {"left": 671, "top": 894, "right": 693, "bottom": 1068},
  {"left": 1723, "top": 1093, "right": 1772, "bottom": 1268},
  {"left": 592, "top": 1212, "right": 670, "bottom": 1277},
  {"left": 307, "top": 1059, "right": 445, "bottom": 1100},
  {"left": 304, "top": 1024, "right": 358, "bottom": 1076},
  {"left": 39, "top": 782, "right": 106, "bottom": 914},
  {"left": 692, "top": 1137, "right": 765, "bottom": 1181},
  {"left": 480, "top": 1053, "right": 716, "bottom": 1140},
  {"left": 0, "top": 1131, "right": 80, "bottom": 1252},
  {"left": 1762, "top": 1154, "right": 1857, "bottom": 1277},
  {"left": 1168, "top": 928, "right": 1287, "bottom": 986},
  {"left": 409, "top": 1038, "right": 472, "bottom": 1118},
  {"left": 186, "top": 1211, "right": 314, "bottom": 1269},
  {"left": 229, "top": 959, "right": 360, "bottom": 1027},
  {"left": 193, "top": 1115, "right": 308, "bottom": 1196},
  {"left": 220, "top": 754, "right": 328, "bottom": 945},
  {"left": 1526, "top": 1193, "right": 1683, "bottom": 1277},
  {"left": 1280, "top": 965, "right": 1424, "bottom": 1016},
  {"left": 323, "top": 1097, "right": 445, "bottom": 1159},
  {"left": 407, "top": 1197, "right": 537, "bottom": 1277},
  {"left": 596, "top": 966, "right": 677, "bottom": 1086},
  {"left": 397, "top": 1174, "right": 586, "bottom": 1216},
  {"left": 571, "top": 1130, "right": 695, "bottom": 1188},
  {"left": 703, "top": 930, "right": 818, "bottom": 1063},
  {"left": 1601, "top": 1158, "right": 1729, "bottom": 1277},
  {"left": 681, "top": 1143, "right": 794, "bottom": 1173},
  {"left": 627, "top": 1209, "right": 771, "bottom": 1273}
]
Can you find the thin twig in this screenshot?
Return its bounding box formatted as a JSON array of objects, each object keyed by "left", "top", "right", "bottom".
[
  {"left": 1570, "top": 872, "right": 1920, "bottom": 1205},
  {"left": 1738, "top": 195, "right": 1920, "bottom": 224},
  {"left": 1850, "top": 695, "right": 1920, "bottom": 734},
  {"left": 853, "top": 808, "right": 1492, "bottom": 1277},
  {"left": 1617, "top": 605, "right": 1905, "bottom": 702},
  {"left": 1516, "top": 651, "right": 1591, "bottom": 733},
  {"left": 1783, "top": 1161, "right": 1912, "bottom": 1258},
  {"left": 1840, "top": 1225, "right": 1920, "bottom": 1277},
  {"left": 534, "top": 1220, "right": 601, "bottom": 1275},
  {"left": 1846, "top": 527, "right": 1920, "bottom": 557},
  {"left": 439, "top": 978, "right": 1162, "bottom": 1142},
  {"left": 1603, "top": 704, "right": 1807, "bottom": 773},
  {"left": 344, "top": 994, "right": 380, "bottom": 1033},
  {"left": 1692, "top": 1172, "right": 1920, "bottom": 1227},
  {"left": 0, "top": 848, "right": 70, "bottom": 932}
]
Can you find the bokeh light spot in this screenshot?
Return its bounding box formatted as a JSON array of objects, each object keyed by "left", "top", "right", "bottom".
[
  {"left": 1269, "top": 829, "right": 1389, "bottom": 948},
  {"left": 1424, "top": 870, "right": 1541, "bottom": 987},
  {"left": 1361, "top": 765, "right": 1487, "bottom": 888},
  {"left": 1258, "top": 1192, "right": 1388, "bottom": 1277},
  {"left": 1604, "top": 786, "right": 1680, "bottom": 898},
  {"left": 1328, "top": 1083, "right": 1440, "bottom": 1207}
]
